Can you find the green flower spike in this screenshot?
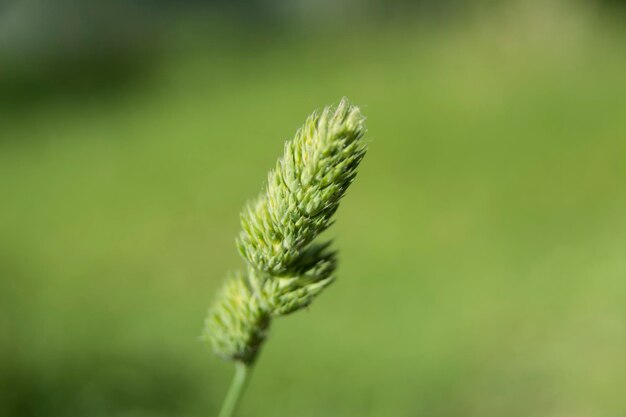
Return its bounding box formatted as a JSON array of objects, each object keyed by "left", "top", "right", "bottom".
[{"left": 203, "top": 98, "right": 368, "bottom": 417}]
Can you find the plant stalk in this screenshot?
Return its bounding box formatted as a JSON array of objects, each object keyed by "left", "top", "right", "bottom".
[{"left": 217, "top": 362, "right": 252, "bottom": 417}]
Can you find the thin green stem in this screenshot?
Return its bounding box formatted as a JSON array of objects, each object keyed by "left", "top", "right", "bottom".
[{"left": 217, "top": 362, "right": 252, "bottom": 417}]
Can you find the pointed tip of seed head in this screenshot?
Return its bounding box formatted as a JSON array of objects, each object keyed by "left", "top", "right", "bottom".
[{"left": 332, "top": 97, "right": 365, "bottom": 133}]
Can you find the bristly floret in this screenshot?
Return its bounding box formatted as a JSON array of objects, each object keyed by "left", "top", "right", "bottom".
[{"left": 237, "top": 98, "right": 367, "bottom": 276}]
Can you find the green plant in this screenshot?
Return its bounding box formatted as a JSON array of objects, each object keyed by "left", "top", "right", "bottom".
[{"left": 203, "top": 98, "right": 368, "bottom": 417}]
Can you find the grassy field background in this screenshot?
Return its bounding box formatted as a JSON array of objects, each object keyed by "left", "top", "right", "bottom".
[{"left": 2, "top": 3, "right": 626, "bottom": 416}]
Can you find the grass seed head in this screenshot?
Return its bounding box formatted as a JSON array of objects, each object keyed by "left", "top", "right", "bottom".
[{"left": 205, "top": 98, "right": 367, "bottom": 363}]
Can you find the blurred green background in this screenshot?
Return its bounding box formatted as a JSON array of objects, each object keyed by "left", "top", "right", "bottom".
[{"left": 1, "top": 0, "right": 626, "bottom": 416}]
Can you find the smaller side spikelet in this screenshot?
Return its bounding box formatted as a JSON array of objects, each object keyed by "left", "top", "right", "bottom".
[
  {"left": 252, "top": 242, "right": 337, "bottom": 316},
  {"left": 204, "top": 273, "right": 270, "bottom": 364}
]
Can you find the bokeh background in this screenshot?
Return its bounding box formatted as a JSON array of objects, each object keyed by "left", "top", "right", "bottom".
[{"left": 1, "top": 0, "right": 626, "bottom": 416}]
